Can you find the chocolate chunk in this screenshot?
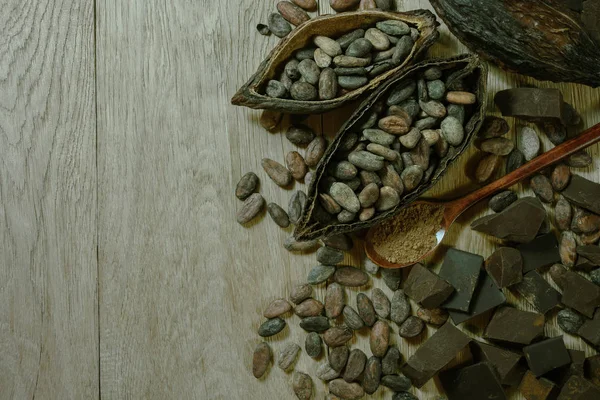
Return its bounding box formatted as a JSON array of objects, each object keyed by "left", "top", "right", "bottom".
[
  {"left": 546, "top": 349, "right": 586, "bottom": 387},
  {"left": 587, "top": 354, "right": 600, "bottom": 387},
  {"left": 439, "top": 362, "right": 506, "bottom": 400},
  {"left": 484, "top": 307, "right": 545, "bottom": 345},
  {"left": 524, "top": 336, "right": 571, "bottom": 376},
  {"left": 549, "top": 264, "right": 600, "bottom": 318},
  {"left": 401, "top": 322, "right": 471, "bottom": 388},
  {"left": 513, "top": 271, "right": 561, "bottom": 314},
  {"left": 494, "top": 88, "right": 567, "bottom": 124},
  {"left": 471, "top": 197, "right": 547, "bottom": 243},
  {"left": 471, "top": 341, "right": 525, "bottom": 387},
  {"left": 518, "top": 233, "right": 561, "bottom": 273},
  {"left": 576, "top": 245, "right": 600, "bottom": 266},
  {"left": 448, "top": 271, "right": 507, "bottom": 325},
  {"left": 404, "top": 263, "right": 454, "bottom": 309},
  {"left": 519, "top": 370, "right": 560, "bottom": 400},
  {"left": 485, "top": 247, "right": 523, "bottom": 288},
  {"left": 557, "top": 375, "right": 600, "bottom": 399},
  {"left": 563, "top": 175, "right": 600, "bottom": 215},
  {"left": 439, "top": 248, "right": 483, "bottom": 312},
  {"left": 577, "top": 309, "right": 600, "bottom": 348}
]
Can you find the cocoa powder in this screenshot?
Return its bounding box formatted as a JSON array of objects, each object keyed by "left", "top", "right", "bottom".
[{"left": 372, "top": 203, "right": 444, "bottom": 264}]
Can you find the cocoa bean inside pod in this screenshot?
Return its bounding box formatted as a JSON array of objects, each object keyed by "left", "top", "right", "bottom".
[
  {"left": 231, "top": 10, "right": 440, "bottom": 114},
  {"left": 294, "top": 55, "right": 487, "bottom": 240}
]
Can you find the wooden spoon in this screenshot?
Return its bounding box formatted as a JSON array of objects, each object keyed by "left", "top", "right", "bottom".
[{"left": 365, "top": 122, "right": 600, "bottom": 269}]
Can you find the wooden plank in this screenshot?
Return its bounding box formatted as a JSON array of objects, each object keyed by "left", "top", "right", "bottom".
[
  {"left": 96, "top": 1, "right": 600, "bottom": 400},
  {"left": 96, "top": 1, "right": 320, "bottom": 398},
  {"left": 0, "top": 0, "right": 98, "bottom": 398}
]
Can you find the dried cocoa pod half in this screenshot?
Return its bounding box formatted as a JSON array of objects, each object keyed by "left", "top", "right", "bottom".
[
  {"left": 231, "top": 10, "right": 439, "bottom": 114},
  {"left": 293, "top": 54, "right": 487, "bottom": 240},
  {"left": 430, "top": 0, "right": 600, "bottom": 87}
]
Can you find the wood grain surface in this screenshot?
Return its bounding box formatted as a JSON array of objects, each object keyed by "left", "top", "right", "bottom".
[
  {"left": 0, "top": 0, "right": 98, "bottom": 398},
  {"left": 2, "top": 0, "right": 600, "bottom": 399}
]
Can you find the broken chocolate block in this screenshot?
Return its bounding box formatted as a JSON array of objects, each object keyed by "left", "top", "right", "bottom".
[
  {"left": 404, "top": 263, "right": 454, "bottom": 309},
  {"left": 513, "top": 271, "right": 561, "bottom": 314},
  {"left": 449, "top": 271, "right": 507, "bottom": 325},
  {"left": 586, "top": 354, "right": 600, "bottom": 387},
  {"left": 401, "top": 322, "right": 471, "bottom": 388},
  {"left": 549, "top": 264, "right": 600, "bottom": 318},
  {"left": 557, "top": 375, "right": 600, "bottom": 399},
  {"left": 574, "top": 256, "right": 597, "bottom": 272},
  {"left": 520, "top": 370, "right": 560, "bottom": 400},
  {"left": 439, "top": 248, "right": 483, "bottom": 312},
  {"left": 471, "top": 197, "right": 547, "bottom": 243},
  {"left": 518, "top": 233, "right": 561, "bottom": 273},
  {"left": 439, "top": 362, "right": 506, "bottom": 400},
  {"left": 563, "top": 175, "right": 600, "bottom": 216},
  {"left": 485, "top": 307, "right": 545, "bottom": 345},
  {"left": 485, "top": 247, "right": 523, "bottom": 288},
  {"left": 577, "top": 309, "right": 600, "bottom": 349},
  {"left": 576, "top": 245, "right": 600, "bottom": 267},
  {"left": 471, "top": 341, "right": 525, "bottom": 386},
  {"left": 546, "top": 349, "right": 586, "bottom": 387},
  {"left": 494, "top": 88, "right": 567, "bottom": 124},
  {"left": 524, "top": 336, "right": 571, "bottom": 376}
]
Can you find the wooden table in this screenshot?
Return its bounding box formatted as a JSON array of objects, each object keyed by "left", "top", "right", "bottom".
[{"left": 1, "top": 0, "right": 598, "bottom": 398}]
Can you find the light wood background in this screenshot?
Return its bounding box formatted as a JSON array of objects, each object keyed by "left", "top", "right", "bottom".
[{"left": 0, "top": 0, "right": 598, "bottom": 399}]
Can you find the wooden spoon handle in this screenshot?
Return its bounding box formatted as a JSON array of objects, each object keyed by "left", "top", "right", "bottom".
[{"left": 450, "top": 122, "right": 600, "bottom": 214}]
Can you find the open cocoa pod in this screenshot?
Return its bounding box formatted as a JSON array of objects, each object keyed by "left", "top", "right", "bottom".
[
  {"left": 294, "top": 54, "right": 487, "bottom": 241},
  {"left": 231, "top": 10, "right": 439, "bottom": 114},
  {"left": 430, "top": 0, "right": 600, "bottom": 87}
]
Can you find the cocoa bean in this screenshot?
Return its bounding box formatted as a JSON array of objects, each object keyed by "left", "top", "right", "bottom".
[
  {"left": 343, "top": 305, "right": 365, "bottom": 330},
  {"left": 399, "top": 316, "right": 425, "bottom": 338},
  {"left": 236, "top": 172, "right": 259, "bottom": 200},
  {"left": 286, "top": 124, "right": 315, "bottom": 146},
  {"left": 253, "top": 342, "right": 272, "bottom": 379},
  {"left": 357, "top": 293, "right": 377, "bottom": 326},
  {"left": 560, "top": 231, "right": 578, "bottom": 268},
  {"left": 370, "top": 320, "right": 390, "bottom": 357},
  {"left": 323, "top": 325, "right": 353, "bottom": 347},
  {"left": 293, "top": 372, "right": 313, "bottom": 400},
  {"left": 260, "top": 110, "right": 283, "bottom": 131},
  {"left": 551, "top": 164, "right": 571, "bottom": 191},
  {"left": 475, "top": 154, "right": 501, "bottom": 183},
  {"left": 305, "top": 136, "right": 328, "bottom": 167},
  {"left": 295, "top": 298, "right": 325, "bottom": 317},
  {"left": 334, "top": 266, "right": 369, "bottom": 287},
  {"left": 286, "top": 151, "right": 308, "bottom": 181},
  {"left": 329, "top": 346, "right": 350, "bottom": 372},
  {"left": 237, "top": 193, "right": 265, "bottom": 224},
  {"left": 329, "top": 0, "right": 361, "bottom": 12},
  {"left": 480, "top": 137, "right": 515, "bottom": 156},
  {"left": 343, "top": 349, "right": 367, "bottom": 382},
  {"left": 372, "top": 288, "right": 391, "bottom": 318},
  {"left": 325, "top": 283, "right": 345, "bottom": 318},
  {"left": 290, "top": 284, "right": 312, "bottom": 304},
  {"left": 278, "top": 343, "right": 301, "bottom": 371},
  {"left": 277, "top": 1, "right": 310, "bottom": 25},
  {"left": 531, "top": 174, "right": 554, "bottom": 203}
]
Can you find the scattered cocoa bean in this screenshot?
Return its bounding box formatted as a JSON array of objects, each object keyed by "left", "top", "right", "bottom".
[
  {"left": 236, "top": 172, "right": 259, "bottom": 200},
  {"left": 399, "top": 316, "right": 425, "bottom": 338},
  {"left": 560, "top": 231, "right": 578, "bottom": 268},
  {"left": 551, "top": 164, "right": 571, "bottom": 191},
  {"left": 329, "top": 346, "right": 350, "bottom": 372},
  {"left": 370, "top": 320, "right": 390, "bottom": 357},
  {"left": 295, "top": 298, "right": 325, "bottom": 317},
  {"left": 286, "top": 151, "right": 308, "bottom": 181},
  {"left": 278, "top": 343, "right": 301, "bottom": 371},
  {"left": 343, "top": 305, "right": 365, "bottom": 330},
  {"left": 290, "top": 284, "right": 312, "bottom": 304},
  {"left": 260, "top": 110, "right": 283, "bottom": 131},
  {"left": 531, "top": 174, "right": 554, "bottom": 203},
  {"left": 475, "top": 154, "right": 501, "bottom": 183},
  {"left": 372, "top": 288, "right": 391, "bottom": 318},
  {"left": 277, "top": 1, "right": 310, "bottom": 26},
  {"left": 264, "top": 298, "right": 293, "bottom": 318},
  {"left": 305, "top": 136, "right": 328, "bottom": 167},
  {"left": 325, "top": 283, "right": 345, "bottom": 318},
  {"left": 357, "top": 293, "right": 377, "bottom": 327},
  {"left": 323, "top": 325, "right": 353, "bottom": 347},
  {"left": 293, "top": 372, "right": 313, "bottom": 400},
  {"left": 258, "top": 318, "right": 286, "bottom": 337},
  {"left": 237, "top": 193, "right": 265, "bottom": 224},
  {"left": 253, "top": 342, "right": 272, "bottom": 379},
  {"left": 416, "top": 306, "right": 449, "bottom": 326},
  {"left": 305, "top": 332, "right": 322, "bottom": 358},
  {"left": 333, "top": 266, "right": 369, "bottom": 287},
  {"left": 343, "top": 349, "right": 367, "bottom": 382},
  {"left": 267, "top": 203, "right": 290, "bottom": 228}
]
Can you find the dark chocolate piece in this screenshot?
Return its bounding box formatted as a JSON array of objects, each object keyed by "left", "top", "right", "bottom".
[
  {"left": 471, "top": 341, "right": 525, "bottom": 386},
  {"left": 518, "top": 233, "right": 561, "bottom": 273},
  {"left": 439, "top": 248, "right": 483, "bottom": 312},
  {"left": 513, "top": 271, "right": 561, "bottom": 314},
  {"left": 586, "top": 354, "right": 600, "bottom": 387},
  {"left": 524, "top": 336, "right": 571, "bottom": 377},
  {"left": 471, "top": 197, "right": 547, "bottom": 243},
  {"left": 485, "top": 247, "right": 523, "bottom": 288},
  {"left": 557, "top": 375, "right": 600, "bottom": 399},
  {"left": 449, "top": 271, "right": 507, "bottom": 325},
  {"left": 549, "top": 264, "right": 600, "bottom": 318},
  {"left": 401, "top": 322, "right": 471, "bottom": 388},
  {"left": 574, "top": 256, "right": 597, "bottom": 272},
  {"left": 403, "top": 263, "right": 454, "bottom": 309},
  {"left": 439, "top": 362, "right": 506, "bottom": 400},
  {"left": 494, "top": 88, "right": 567, "bottom": 124},
  {"left": 546, "top": 349, "right": 586, "bottom": 387},
  {"left": 520, "top": 370, "right": 560, "bottom": 400},
  {"left": 484, "top": 307, "right": 545, "bottom": 345},
  {"left": 563, "top": 175, "right": 600, "bottom": 216},
  {"left": 577, "top": 309, "right": 600, "bottom": 349},
  {"left": 576, "top": 245, "right": 600, "bottom": 266}
]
